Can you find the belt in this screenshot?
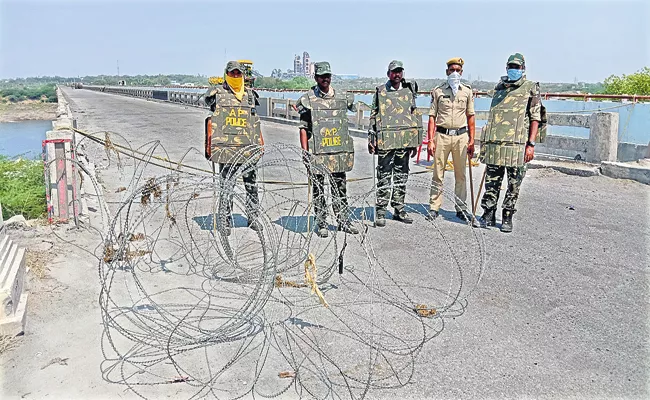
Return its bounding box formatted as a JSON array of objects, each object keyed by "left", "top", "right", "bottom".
[{"left": 436, "top": 126, "right": 467, "bottom": 135}]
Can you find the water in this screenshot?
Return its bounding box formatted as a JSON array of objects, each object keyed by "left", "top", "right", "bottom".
[{"left": 0, "top": 120, "right": 52, "bottom": 158}]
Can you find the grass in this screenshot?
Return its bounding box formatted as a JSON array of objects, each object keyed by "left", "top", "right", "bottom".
[{"left": 0, "top": 155, "right": 46, "bottom": 220}]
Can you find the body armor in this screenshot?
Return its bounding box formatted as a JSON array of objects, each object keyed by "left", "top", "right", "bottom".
[
  {"left": 307, "top": 90, "right": 354, "bottom": 156},
  {"left": 480, "top": 79, "right": 544, "bottom": 166},
  {"left": 204, "top": 87, "right": 262, "bottom": 164},
  {"left": 375, "top": 84, "right": 422, "bottom": 150}
]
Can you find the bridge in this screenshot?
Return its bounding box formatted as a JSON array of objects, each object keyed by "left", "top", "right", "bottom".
[{"left": 0, "top": 86, "right": 648, "bottom": 399}]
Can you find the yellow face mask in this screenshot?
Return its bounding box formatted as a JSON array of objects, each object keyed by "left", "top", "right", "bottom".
[{"left": 225, "top": 74, "right": 245, "bottom": 101}]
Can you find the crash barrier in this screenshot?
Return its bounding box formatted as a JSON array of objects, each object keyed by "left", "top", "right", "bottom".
[{"left": 82, "top": 86, "right": 647, "bottom": 163}]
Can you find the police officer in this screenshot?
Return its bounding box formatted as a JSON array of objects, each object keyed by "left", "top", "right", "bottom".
[
  {"left": 368, "top": 60, "right": 423, "bottom": 227},
  {"left": 296, "top": 61, "right": 359, "bottom": 238},
  {"left": 476, "top": 53, "right": 543, "bottom": 233},
  {"left": 427, "top": 57, "right": 476, "bottom": 222},
  {"left": 204, "top": 60, "right": 265, "bottom": 236}
]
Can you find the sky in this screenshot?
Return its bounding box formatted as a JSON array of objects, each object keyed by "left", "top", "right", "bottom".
[{"left": 1, "top": 0, "right": 648, "bottom": 82}]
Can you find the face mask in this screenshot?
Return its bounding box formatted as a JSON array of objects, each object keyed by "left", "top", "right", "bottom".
[
  {"left": 507, "top": 68, "right": 524, "bottom": 82},
  {"left": 225, "top": 74, "right": 245, "bottom": 100},
  {"left": 447, "top": 71, "right": 461, "bottom": 95}
]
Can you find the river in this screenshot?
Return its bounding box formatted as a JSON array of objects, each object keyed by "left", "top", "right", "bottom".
[{"left": 0, "top": 120, "right": 53, "bottom": 158}]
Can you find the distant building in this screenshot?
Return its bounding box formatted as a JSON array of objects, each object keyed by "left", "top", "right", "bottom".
[
  {"left": 294, "top": 55, "right": 302, "bottom": 74},
  {"left": 308, "top": 62, "right": 315, "bottom": 77},
  {"left": 302, "top": 52, "right": 310, "bottom": 76}
]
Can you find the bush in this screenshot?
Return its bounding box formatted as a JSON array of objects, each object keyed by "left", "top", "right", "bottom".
[
  {"left": 0, "top": 156, "right": 46, "bottom": 220},
  {"left": 603, "top": 67, "right": 650, "bottom": 95},
  {"left": 0, "top": 84, "right": 58, "bottom": 103}
]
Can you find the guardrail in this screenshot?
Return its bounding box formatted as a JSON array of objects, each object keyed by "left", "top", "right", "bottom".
[{"left": 80, "top": 85, "right": 648, "bottom": 163}]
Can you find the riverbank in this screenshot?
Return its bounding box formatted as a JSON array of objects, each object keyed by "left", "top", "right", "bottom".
[{"left": 0, "top": 102, "right": 57, "bottom": 122}]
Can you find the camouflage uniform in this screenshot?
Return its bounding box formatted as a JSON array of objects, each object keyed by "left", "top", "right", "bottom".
[
  {"left": 369, "top": 62, "right": 422, "bottom": 219},
  {"left": 479, "top": 53, "right": 542, "bottom": 221},
  {"left": 204, "top": 61, "right": 263, "bottom": 222},
  {"left": 296, "top": 75, "right": 356, "bottom": 229}
]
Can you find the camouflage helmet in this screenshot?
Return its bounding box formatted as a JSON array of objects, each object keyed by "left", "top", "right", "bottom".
[
  {"left": 314, "top": 62, "right": 332, "bottom": 76},
  {"left": 506, "top": 53, "right": 525, "bottom": 67},
  {"left": 387, "top": 60, "right": 404, "bottom": 71},
  {"left": 225, "top": 60, "right": 243, "bottom": 73}
]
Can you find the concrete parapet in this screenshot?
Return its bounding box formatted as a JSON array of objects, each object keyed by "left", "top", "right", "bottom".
[
  {"left": 587, "top": 112, "right": 619, "bottom": 163},
  {"left": 0, "top": 206, "right": 28, "bottom": 336},
  {"left": 600, "top": 160, "right": 650, "bottom": 185}
]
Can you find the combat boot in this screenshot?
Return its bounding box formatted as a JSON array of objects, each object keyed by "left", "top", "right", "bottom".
[
  {"left": 425, "top": 209, "right": 439, "bottom": 221},
  {"left": 475, "top": 209, "right": 496, "bottom": 229},
  {"left": 375, "top": 209, "right": 386, "bottom": 227},
  {"left": 456, "top": 210, "right": 470, "bottom": 223},
  {"left": 500, "top": 210, "right": 514, "bottom": 233},
  {"left": 247, "top": 216, "right": 263, "bottom": 232},
  {"left": 392, "top": 209, "right": 413, "bottom": 224},
  {"left": 338, "top": 220, "right": 359, "bottom": 234},
  {"left": 316, "top": 225, "right": 329, "bottom": 238}
]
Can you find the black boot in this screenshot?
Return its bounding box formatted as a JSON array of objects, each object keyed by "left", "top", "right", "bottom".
[
  {"left": 475, "top": 208, "right": 496, "bottom": 228},
  {"left": 500, "top": 210, "right": 513, "bottom": 233},
  {"left": 247, "top": 215, "right": 263, "bottom": 232}
]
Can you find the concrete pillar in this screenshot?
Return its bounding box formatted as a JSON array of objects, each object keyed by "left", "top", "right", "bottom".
[
  {"left": 587, "top": 112, "right": 619, "bottom": 163},
  {"left": 356, "top": 107, "right": 363, "bottom": 129},
  {"left": 44, "top": 130, "right": 78, "bottom": 224},
  {"left": 285, "top": 99, "right": 291, "bottom": 119}
]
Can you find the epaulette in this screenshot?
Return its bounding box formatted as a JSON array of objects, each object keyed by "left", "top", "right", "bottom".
[{"left": 461, "top": 82, "right": 472, "bottom": 89}]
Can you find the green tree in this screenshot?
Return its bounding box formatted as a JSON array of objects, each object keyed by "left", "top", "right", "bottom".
[{"left": 603, "top": 67, "right": 650, "bottom": 95}]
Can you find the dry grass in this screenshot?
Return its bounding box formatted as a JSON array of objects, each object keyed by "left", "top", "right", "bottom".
[
  {"left": 26, "top": 248, "right": 54, "bottom": 279},
  {"left": 0, "top": 334, "right": 20, "bottom": 355}
]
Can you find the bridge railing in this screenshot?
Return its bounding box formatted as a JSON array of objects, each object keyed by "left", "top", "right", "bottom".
[
  {"left": 263, "top": 98, "right": 638, "bottom": 163},
  {"left": 80, "top": 85, "right": 647, "bottom": 163}
]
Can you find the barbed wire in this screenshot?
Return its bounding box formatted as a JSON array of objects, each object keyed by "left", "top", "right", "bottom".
[{"left": 54, "top": 131, "right": 487, "bottom": 399}]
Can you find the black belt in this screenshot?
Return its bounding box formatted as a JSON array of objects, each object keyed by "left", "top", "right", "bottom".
[{"left": 436, "top": 126, "right": 467, "bottom": 135}]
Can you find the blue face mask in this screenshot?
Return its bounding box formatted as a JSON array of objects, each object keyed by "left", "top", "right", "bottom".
[{"left": 507, "top": 68, "right": 524, "bottom": 81}]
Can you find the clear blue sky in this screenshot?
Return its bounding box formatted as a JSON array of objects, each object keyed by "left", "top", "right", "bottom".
[{"left": 1, "top": 0, "right": 648, "bottom": 82}]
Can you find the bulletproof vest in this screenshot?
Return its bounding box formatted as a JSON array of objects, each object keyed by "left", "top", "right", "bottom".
[
  {"left": 204, "top": 87, "right": 262, "bottom": 163},
  {"left": 480, "top": 80, "right": 541, "bottom": 166},
  {"left": 483, "top": 79, "right": 536, "bottom": 145},
  {"left": 375, "top": 84, "right": 422, "bottom": 150},
  {"left": 307, "top": 90, "right": 354, "bottom": 156}
]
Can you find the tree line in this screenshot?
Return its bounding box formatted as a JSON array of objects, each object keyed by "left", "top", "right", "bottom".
[{"left": 2, "top": 67, "right": 648, "bottom": 96}]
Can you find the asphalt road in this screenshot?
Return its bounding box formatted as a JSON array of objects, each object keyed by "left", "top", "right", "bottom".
[{"left": 1, "top": 87, "right": 647, "bottom": 400}]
